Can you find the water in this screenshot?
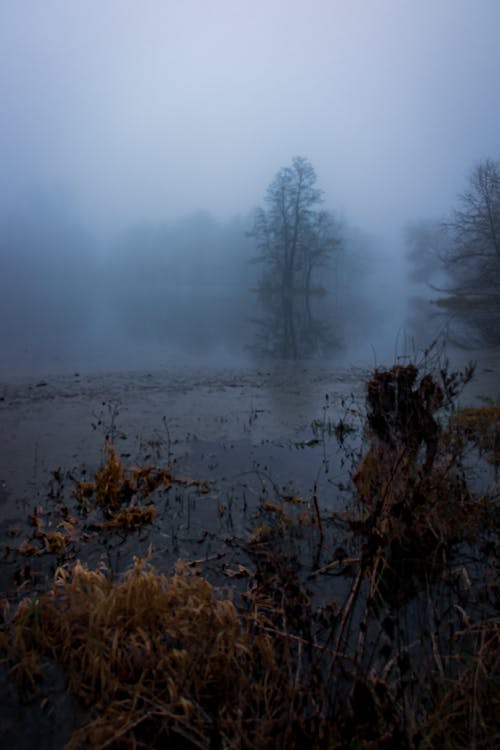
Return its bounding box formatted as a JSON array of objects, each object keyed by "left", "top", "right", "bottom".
[{"left": 1, "top": 280, "right": 426, "bottom": 377}]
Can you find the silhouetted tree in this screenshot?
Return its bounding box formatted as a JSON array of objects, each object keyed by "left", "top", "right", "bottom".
[
  {"left": 444, "top": 158, "right": 500, "bottom": 298},
  {"left": 406, "top": 159, "right": 500, "bottom": 346},
  {"left": 250, "top": 157, "right": 341, "bottom": 294}
]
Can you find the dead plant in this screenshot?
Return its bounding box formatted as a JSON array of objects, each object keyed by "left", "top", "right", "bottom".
[{"left": 8, "top": 557, "right": 328, "bottom": 749}]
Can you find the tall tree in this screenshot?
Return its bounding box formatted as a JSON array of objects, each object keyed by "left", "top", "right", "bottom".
[
  {"left": 407, "top": 158, "right": 500, "bottom": 345},
  {"left": 444, "top": 158, "right": 500, "bottom": 297},
  {"left": 250, "top": 157, "right": 341, "bottom": 294}
]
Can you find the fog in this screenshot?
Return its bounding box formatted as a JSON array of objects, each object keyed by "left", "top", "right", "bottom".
[{"left": 1, "top": 1, "right": 499, "bottom": 376}]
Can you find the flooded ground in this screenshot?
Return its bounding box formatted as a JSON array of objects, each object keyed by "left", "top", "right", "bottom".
[
  {"left": 1, "top": 350, "right": 498, "bottom": 524},
  {"left": 0, "top": 363, "right": 367, "bottom": 527},
  {"left": 0, "top": 349, "right": 498, "bottom": 748}
]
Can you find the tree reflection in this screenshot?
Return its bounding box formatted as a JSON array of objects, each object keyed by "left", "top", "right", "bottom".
[
  {"left": 250, "top": 288, "right": 340, "bottom": 360},
  {"left": 407, "top": 292, "right": 500, "bottom": 351}
]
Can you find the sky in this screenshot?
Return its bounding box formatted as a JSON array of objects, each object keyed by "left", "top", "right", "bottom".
[{"left": 1, "top": 0, "right": 500, "bottom": 240}]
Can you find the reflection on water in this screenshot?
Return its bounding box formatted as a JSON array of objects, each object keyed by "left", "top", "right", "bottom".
[
  {"left": 250, "top": 289, "right": 341, "bottom": 360},
  {"left": 407, "top": 293, "right": 500, "bottom": 351},
  {"left": 2, "top": 272, "right": 498, "bottom": 378}
]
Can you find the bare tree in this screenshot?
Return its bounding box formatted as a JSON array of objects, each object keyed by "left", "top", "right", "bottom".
[
  {"left": 409, "top": 159, "right": 500, "bottom": 345},
  {"left": 250, "top": 157, "right": 341, "bottom": 294},
  {"left": 444, "top": 158, "right": 500, "bottom": 298}
]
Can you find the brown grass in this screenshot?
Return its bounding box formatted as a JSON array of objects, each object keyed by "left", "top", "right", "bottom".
[
  {"left": 10, "top": 557, "right": 324, "bottom": 749},
  {"left": 419, "top": 621, "right": 500, "bottom": 749},
  {"left": 73, "top": 440, "right": 179, "bottom": 516},
  {"left": 451, "top": 402, "right": 500, "bottom": 464}
]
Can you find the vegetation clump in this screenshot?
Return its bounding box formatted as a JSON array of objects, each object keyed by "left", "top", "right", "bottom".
[
  {"left": 72, "top": 439, "right": 206, "bottom": 533},
  {"left": 74, "top": 440, "right": 173, "bottom": 517},
  {"left": 9, "top": 557, "right": 326, "bottom": 749}
]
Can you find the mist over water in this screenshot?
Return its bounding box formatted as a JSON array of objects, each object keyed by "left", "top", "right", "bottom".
[
  {"left": 1, "top": 2, "right": 499, "bottom": 379},
  {"left": 0, "top": 193, "right": 421, "bottom": 378}
]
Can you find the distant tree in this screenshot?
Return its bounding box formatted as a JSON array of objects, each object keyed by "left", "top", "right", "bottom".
[
  {"left": 407, "top": 159, "right": 500, "bottom": 345},
  {"left": 443, "top": 158, "right": 500, "bottom": 297},
  {"left": 250, "top": 157, "right": 341, "bottom": 294},
  {"left": 405, "top": 219, "right": 449, "bottom": 286}
]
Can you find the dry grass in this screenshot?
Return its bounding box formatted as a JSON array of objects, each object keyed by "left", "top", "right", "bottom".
[
  {"left": 9, "top": 557, "right": 324, "bottom": 749},
  {"left": 73, "top": 439, "right": 204, "bottom": 520},
  {"left": 419, "top": 621, "right": 500, "bottom": 749},
  {"left": 451, "top": 402, "right": 500, "bottom": 464}
]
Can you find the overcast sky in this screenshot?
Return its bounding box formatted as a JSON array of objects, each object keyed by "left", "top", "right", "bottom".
[{"left": 1, "top": 0, "right": 499, "bottom": 240}]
